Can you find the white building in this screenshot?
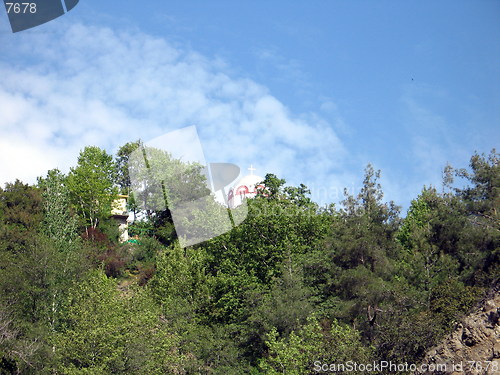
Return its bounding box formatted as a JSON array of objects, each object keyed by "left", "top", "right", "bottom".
[{"left": 227, "top": 166, "right": 265, "bottom": 208}]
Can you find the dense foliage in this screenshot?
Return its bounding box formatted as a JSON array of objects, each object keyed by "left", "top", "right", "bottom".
[{"left": 0, "top": 146, "right": 498, "bottom": 374}]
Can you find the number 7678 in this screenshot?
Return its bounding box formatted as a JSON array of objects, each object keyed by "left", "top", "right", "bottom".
[{"left": 5, "top": 2, "right": 37, "bottom": 14}]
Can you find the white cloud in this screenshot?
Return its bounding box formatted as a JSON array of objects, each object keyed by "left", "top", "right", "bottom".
[{"left": 0, "top": 22, "right": 348, "bottom": 205}]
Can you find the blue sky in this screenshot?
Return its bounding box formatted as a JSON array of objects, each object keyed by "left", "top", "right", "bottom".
[{"left": 0, "top": 0, "right": 498, "bottom": 211}]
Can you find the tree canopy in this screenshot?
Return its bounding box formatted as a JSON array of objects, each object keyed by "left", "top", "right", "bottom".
[{"left": 0, "top": 145, "right": 498, "bottom": 374}]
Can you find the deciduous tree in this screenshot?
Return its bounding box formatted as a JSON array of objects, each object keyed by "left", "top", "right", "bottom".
[{"left": 66, "top": 146, "right": 117, "bottom": 232}]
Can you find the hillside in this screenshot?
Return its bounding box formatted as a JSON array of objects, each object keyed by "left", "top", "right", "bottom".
[
  {"left": 0, "top": 145, "right": 498, "bottom": 374},
  {"left": 416, "top": 285, "right": 500, "bottom": 375}
]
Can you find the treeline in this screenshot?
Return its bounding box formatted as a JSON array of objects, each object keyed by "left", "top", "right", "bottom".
[{"left": 0, "top": 144, "right": 498, "bottom": 374}]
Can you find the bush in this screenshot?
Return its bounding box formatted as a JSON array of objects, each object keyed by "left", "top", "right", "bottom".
[
  {"left": 132, "top": 236, "right": 163, "bottom": 263},
  {"left": 97, "top": 248, "right": 127, "bottom": 278},
  {"left": 430, "top": 278, "right": 483, "bottom": 328},
  {"left": 137, "top": 263, "right": 156, "bottom": 286}
]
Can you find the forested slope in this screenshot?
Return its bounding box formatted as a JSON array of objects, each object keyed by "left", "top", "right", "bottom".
[{"left": 0, "top": 145, "right": 498, "bottom": 374}]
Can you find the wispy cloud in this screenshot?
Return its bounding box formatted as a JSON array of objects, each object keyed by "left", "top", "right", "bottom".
[
  {"left": 402, "top": 86, "right": 458, "bottom": 180},
  {"left": 0, "top": 22, "right": 349, "bottom": 205},
  {"left": 379, "top": 84, "right": 468, "bottom": 209}
]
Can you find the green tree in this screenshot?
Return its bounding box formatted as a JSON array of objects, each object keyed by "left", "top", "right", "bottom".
[
  {"left": 302, "top": 165, "right": 400, "bottom": 346},
  {"left": 284, "top": 183, "right": 314, "bottom": 208},
  {"left": 238, "top": 263, "right": 314, "bottom": 364},
  {"left": 397, "top": 188, "right": 432, "bottom": 251},
  {"left": 396, "top": 186, "right": 490, "bottom": 291},
  {"left": 447, "top": 149, "right": 500, "bottom": 281},
  {"left": 0, "top": 307, "right": 19, "bottom": 374},
  {"left": 203, "top": 184, "right": 329, "bottom": 326},
  {"left": 0, "top": 235, "right": 90, "bottom": 373},
  {"left": 256, "top": 173, "right": 285, "bottom": 200},
  {"left": 395, "top": 189, "right": 465, "bottom": 310},
  {"left": 0, "top": 180, "right": 43, "bottom": 254},
  {"left": 128, "top": 145, "right": 209, "bottom": 214},
  {"left": 453, "top": 149, "right": 499, "bottom": 220},
  {"left": 0, "top": 180, "right": 88, "bottom": 373},
  {"left": 115, "top": 140, "right": 141, "bottom": 195},
  {"left": 38, "top": 169, "right": 79, "bottom": 251},
  {"left": 66, "top": 146, "right": 118, "bottom": 232},
  {"left": 128, "top": 144, "right": 212, "bottom": 245},
  {"left": 53, "top": 269, "right": 186, "bottom": 374},
  {"left": 259, "top": 316, "right": 371, "bottom": 375},
  {"left": 376, "top": 309, "right": 444, "bottom": 365},
  {"left": 149, "top": 242, "right": 211, "bottom": 311},
  {"left": 334, "top": 165, "right": 401, "bottom": 272}
]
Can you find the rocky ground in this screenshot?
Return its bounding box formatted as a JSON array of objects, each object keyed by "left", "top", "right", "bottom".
[{"left": 415, "top": 286, "right": 500, "bottom": 375}]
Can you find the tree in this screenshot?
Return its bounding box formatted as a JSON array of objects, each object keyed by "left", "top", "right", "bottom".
[
  {"left": 299, "top": 165, "right": 401, "bottom": 348},
  {"left": 115, "top": 140, "right": 141, "bottom": 195},
  {"left": 446, "top": 150, "right": 500, "bottom": 281},
  {"left": 38, "top": 169, "right": 79, "bottom": 251},
  {"left": 0, "top": 180, "right": 88, "bottom": 373},
  {"left": 0, "top": 180, "right": 43, "bottom": 254},
  {"left": 66, "top": 146, "right": 117, "bottom": 232},
  {"left": 331, "top": 165, "right": 400, "bottom": 273},
  {"left": 238, "top": 263, "right": 314, "bottom": 364},
  {"left": 396, "top": 188, "right": 432, "bottom": 251},
  {"left": 453, "top": 149, "right": 499, "bottom": 220},
  {"left": 256, "top": 173, "right": 285, "bottom": 200},
  {"left": 0, "top": 235, "right": 88, "bottom": 373},
  {"left": 128, "top": 144, "right": 213, "bottom": 245},
  {"left": 395, "top": 188, "right": 463, "bottom": 305},
  {"left": 259, "top": 316, "right": 371, "bottom": 375},
  {"left": 128, "top": 145, "right": 210, "bottom": 214},
  {"left": 149, "top": 242, "right": 211, "bottom": 310},
  {"left": 284, "top": 183, "right": 314, "bottom": 208},
  {"left": 52, "top": 269, "right": 186, "bottom": 374}
]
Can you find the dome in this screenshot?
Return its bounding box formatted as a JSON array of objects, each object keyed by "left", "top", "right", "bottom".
[{"left": 227, "top": 166, "right": 264, "bottom": 208}]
